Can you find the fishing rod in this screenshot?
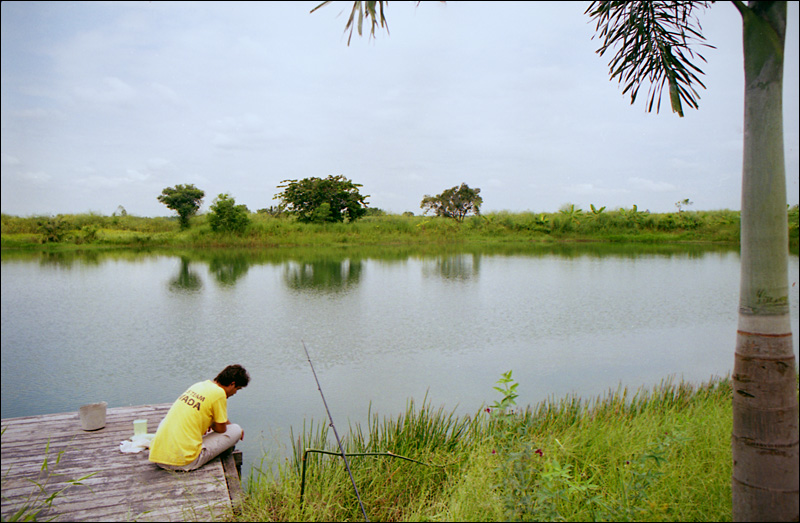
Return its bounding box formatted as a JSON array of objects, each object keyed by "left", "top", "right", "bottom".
[{"left": 301, "top": 340, "right": 369, "bottom": 522}]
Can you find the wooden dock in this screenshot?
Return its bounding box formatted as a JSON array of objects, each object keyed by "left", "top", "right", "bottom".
[{"left": 1, "top": 404, "right": 244, "bottom": 522}]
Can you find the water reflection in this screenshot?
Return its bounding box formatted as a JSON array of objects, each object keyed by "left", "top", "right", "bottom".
[
  {"left": 423, "top": 253, "right": 481, "bottom": 281},
  {"left": 37, "top": 250, "right": 103, "bottom": 268},
  {"left": 208, "top": 253, "right": 251, "bottom": 286},
  {"left": 169, "top": 257, "right": 203, "bottom": 293},
  {"left": 283, "top": 258, "right": 362, "bottom": 293}
]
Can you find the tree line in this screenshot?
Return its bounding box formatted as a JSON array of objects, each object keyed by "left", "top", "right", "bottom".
[{"left": 157, "top": 176, "right": 484, "bottom": 232}]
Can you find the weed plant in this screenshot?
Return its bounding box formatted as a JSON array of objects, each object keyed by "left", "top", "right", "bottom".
[
  {"left": 0, "top": 432, "right": 97, "bottom": 522},
  {"left": 237, "top": 375, "right": 735, "bottom": 522}
]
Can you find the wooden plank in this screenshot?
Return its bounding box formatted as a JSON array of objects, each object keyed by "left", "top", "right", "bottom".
[
  {"left": 1, "top": 404, "right": 239, "bottom": 522},
  {"left": 221, "top": 450, "right": 244, "bottom": 513}
]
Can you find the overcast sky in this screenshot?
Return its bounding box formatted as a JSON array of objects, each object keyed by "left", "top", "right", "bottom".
[{"left": 1, "top": 1, "right": 798, "bottom": 217}]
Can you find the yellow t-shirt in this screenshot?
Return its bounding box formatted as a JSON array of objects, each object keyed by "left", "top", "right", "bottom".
[{"left": 149, "top": 380, "right": 228, "bottom": 466}]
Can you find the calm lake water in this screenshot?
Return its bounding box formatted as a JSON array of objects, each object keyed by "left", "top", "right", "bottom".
[{"left": 2, "top": 243, "right": 798, "bottom": 482}]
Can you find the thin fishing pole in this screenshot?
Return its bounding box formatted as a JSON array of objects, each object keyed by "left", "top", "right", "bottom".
[{"left": 301, "top": 340, "right": 369, "bottom": 522}]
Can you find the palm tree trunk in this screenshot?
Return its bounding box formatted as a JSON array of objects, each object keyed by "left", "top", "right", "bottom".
[{"left": 732, "top": 2, "right": 798, "bottom": 521}]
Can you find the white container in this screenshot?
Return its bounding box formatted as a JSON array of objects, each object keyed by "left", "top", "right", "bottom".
[
  {"left": 133, "top": 419, "right": 147, "bottom": 436},
  {"left": 79, "top": 401, "right": 107, "bottom": 431}
]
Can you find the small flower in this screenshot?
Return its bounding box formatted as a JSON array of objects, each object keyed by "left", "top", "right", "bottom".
[
  {"left": 491, "top": 449, "right": 497, "bottom": 455},
  {"left": 534, "top": 448, "right": 544, "bottom": 457},
  {"left": 485, "top": 408, "right": 491, "bottom": 413}
]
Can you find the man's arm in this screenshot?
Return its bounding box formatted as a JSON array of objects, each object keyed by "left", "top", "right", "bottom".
[{"left": 211, "top": 420, "right": 229, "bottom": 433}]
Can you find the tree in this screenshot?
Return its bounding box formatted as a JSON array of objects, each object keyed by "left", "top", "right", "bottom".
[
  {"left": 157, "top": 184, "right": 205, "bottom": 230},
  {"left": 275, "top": 175, "right": 369, "bottom": 223},
  {"left": 726, "top": 4, "right": 797, "bottom": 519},
  {"left": 317, "top": 2, "right": 798, "bottom": 520},
  {"left": 208, "top": 193, "right": 251, "bottom": 233},
  {"left": 420, "top": 183, "right": 482, "bottom": 222},
  {"left": 675, "top": 198, "right": 694, "bottom": 212}
]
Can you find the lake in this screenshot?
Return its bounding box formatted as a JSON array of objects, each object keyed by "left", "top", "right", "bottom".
[{"left": 2, "top": 243, "right": 798, "bottom": 483}]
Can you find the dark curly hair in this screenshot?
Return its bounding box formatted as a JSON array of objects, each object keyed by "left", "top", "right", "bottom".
[{"left": 214, "top": 364, "right": 250, "bottom": 388}]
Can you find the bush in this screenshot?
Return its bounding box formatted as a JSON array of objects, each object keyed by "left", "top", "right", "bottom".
[{"left": 208, "top": 194, "right": 251, "bottom": 234}]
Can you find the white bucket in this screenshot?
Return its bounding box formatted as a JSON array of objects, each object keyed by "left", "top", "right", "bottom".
[{"left": 79, "top": 401, "right": 107, "bottom": 431}]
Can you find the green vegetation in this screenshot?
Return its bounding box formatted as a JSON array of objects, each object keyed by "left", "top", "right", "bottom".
[
  {"left": 420, "top": 183, "right": 483, "bottom": 222},
  {"left": 208, "top": 194, "right": 251, "bottom": 234},
  {"left": 4, "top": 206, "right": 796, "bottom": 252},
  {"left": 0, "top": 431, "right": 97, "bottom": 522},
  {"left": 236, "top": 374, "right": 736, "bottom": 522},
  {"left": 275, "top": 175, "right": 369, "bottom": 223},
  {"left": 157, "top": 183, "right": 205, "bottom": 230}
]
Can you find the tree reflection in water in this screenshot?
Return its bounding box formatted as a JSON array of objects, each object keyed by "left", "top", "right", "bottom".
[
  {"left": 168, "top": 257, "right": 202, "bottom": 293},
  {"left": 283, "top": 258, "right": 362, "bottom": 293}
]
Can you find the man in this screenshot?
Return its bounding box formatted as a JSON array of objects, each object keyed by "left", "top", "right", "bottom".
[{"left": 149, "top": 364, "right": 249, "bottom": 471}]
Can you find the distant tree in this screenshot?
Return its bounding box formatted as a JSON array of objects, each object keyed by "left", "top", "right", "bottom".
[
  {"left": 275, "top": 175, "right": 369, "bottom": 223},
  {"left": 208, "top": 193, "right": 251, "bottom": 233},
  {"left": 364, "top": 207, "right": 386, "bottom": 217},
  {"left": 37, "top": 215, "right": 70, "bottom": 243},
  {"left": 157, "top": 184, "right": 205, "bottom": 230},
  {"left": 675, "top": 198, "right": 694, "bottom": 212},
  {"left": 420, "top": 183, "right": 482, "bottom": 222},
  {"left": 257, "top": 205, "right": 285, "bottom": 217}
]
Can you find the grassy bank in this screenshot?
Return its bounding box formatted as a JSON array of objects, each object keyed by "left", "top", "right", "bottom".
[
  {"left": 2, "top": 208, "right": 780, "bottom": 251},
  {"left": 237, "top": 375, "right": 735, "bottom": 522}
]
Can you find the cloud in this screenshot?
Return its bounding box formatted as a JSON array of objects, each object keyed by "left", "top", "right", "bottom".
[
  {"left": 74, "top": 163, "right": 164, "bottom": 189},
  {"left": 561, "top": 182, "right": 628, "bottom": 197},
  {"left": 2, "top": 154, "right": 22, "bottom": 166},
  {"left": 145, "top": 157, "right": 176, "bottom": 172},
  {"left": 73, "top": 76, "right": 137, "bottom": 105},
  {"left": 208, "top": 113, "right": 269, "bottom": 150},
  {"left": 9, "top": 108, "right": 64, "bottom": 120},
  {"left": 150, "top": 82, "right": 183, "bottom": 105},
  {"left": 20, "top": 171, "right": 52, "bottom": 184},
  {"left": 628, "top": 177, "right": 678, "bottom": 192}
]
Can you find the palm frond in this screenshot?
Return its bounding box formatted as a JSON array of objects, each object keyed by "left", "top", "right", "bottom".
[
  {"left": 312, "top": 1, "right": 390, "bottom": 46},
  {"left": 586, "top": 1, "right": 715, "bottom": 117}
]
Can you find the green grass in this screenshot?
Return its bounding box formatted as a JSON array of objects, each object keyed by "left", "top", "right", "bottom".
[
  {"left": 0, "top": 208, "right": 768, "bottom": 251},
  {"left": 235, "top": 376, "right": 735, "bottom": 522},
  {"left": 6, "top": 206, "right": 798, "bottom": 251}
]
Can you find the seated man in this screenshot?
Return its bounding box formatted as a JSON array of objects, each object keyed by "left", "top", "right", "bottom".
[{"left": 149, "top": 364, "right": 249, "bottom": 471}]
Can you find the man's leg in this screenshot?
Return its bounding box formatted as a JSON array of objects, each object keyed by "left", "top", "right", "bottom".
[
  {"left": 154, "top": 424, "right": 243, "bottom": 472},
  {"left": 185, "top": 424, "right": 243, "bottom": 471}
]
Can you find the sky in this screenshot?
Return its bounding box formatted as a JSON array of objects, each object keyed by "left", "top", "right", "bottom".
[{"left": 1, "top": 1, "right": 798, "bottom": 218}]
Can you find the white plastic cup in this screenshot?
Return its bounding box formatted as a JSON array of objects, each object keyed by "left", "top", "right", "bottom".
[{"left": 133, "top": 419, "right": 147, "bottom": 436}]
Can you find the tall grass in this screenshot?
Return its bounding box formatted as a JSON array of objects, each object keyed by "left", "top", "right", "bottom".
[
  {"left": 0, "top": 209, "right": 744, "bottom": 247},
  {"left": 4, "top": 206, "right": 797, "bottom": 251},
  {"left": 237, "top": 376, "right": 735, "bottom": 522}
]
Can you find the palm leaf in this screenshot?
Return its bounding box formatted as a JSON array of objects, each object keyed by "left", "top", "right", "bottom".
[
  {"left": 586, "top": 1, "right": 714, "bottom": 117},
  {"left": 312, "top": 1, "right": 390, "bottom": 46}
]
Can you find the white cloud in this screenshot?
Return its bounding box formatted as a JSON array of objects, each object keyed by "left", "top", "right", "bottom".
[
  {"left": 20, "top": 171, "right": 52, "bottom": 184},
  {"left": 2, "top": 154, "right": 21, "bottom": 165},
  {"left": 73, "top": 76, "right": 137, "bottom": 105},
  {"left": 150, "top": 82, "right": 183, "bottom": 105},
  {"left": 628, "top": 177, "right": 678, "bottom": 193}
]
